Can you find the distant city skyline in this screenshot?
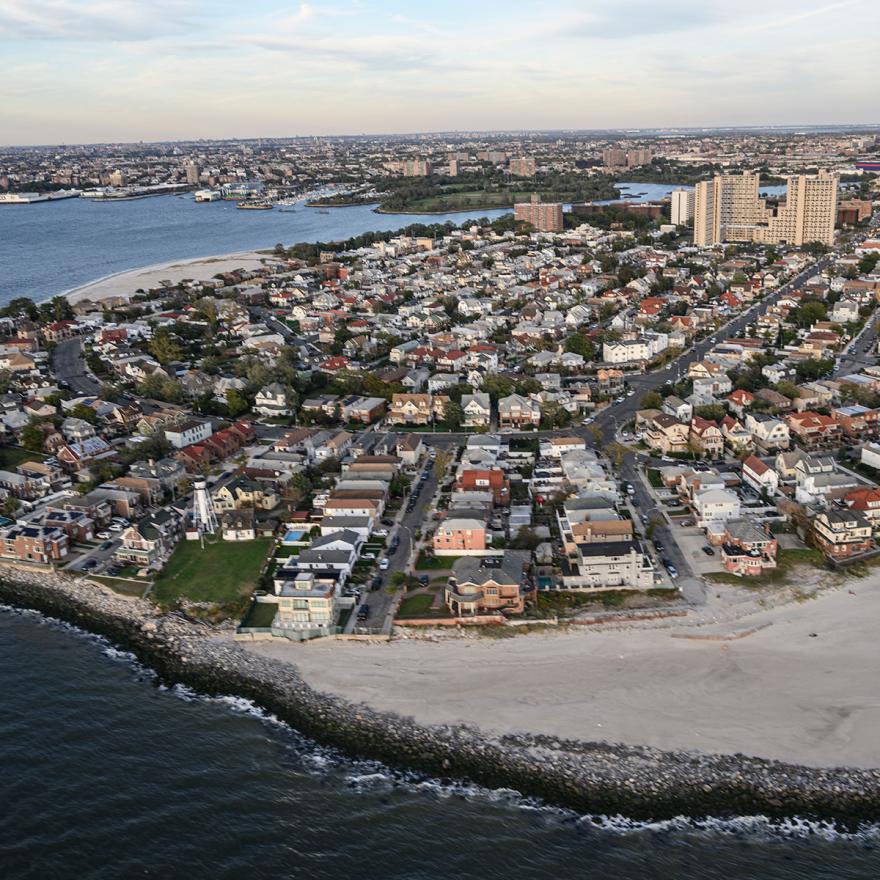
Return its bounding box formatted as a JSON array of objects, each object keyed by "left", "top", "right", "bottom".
[{"left": 2, "top": 0, "right": 878, "bottom": 144}]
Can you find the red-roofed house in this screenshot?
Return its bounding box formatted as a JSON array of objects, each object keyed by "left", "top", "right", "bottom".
[
  {"left": 727, "top": 389, "right": 755, "bottom": 418},
  {"left": 785, "top": 411, "right": 841, "bottom": 449},
  {"left": 689, "top": 416, "right": 723, "bottom": 459},
  {"left": 742, "top": 455, "right": 779, "bottom": 495}
]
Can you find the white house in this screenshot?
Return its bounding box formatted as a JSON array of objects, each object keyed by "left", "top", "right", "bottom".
[
  {"left": 741, "top": 456, "right": 779, "bottom": 496},
  {"left": 693, "top": 487, "right": 741, "bottom": 529},
  {"left": 164, "top": 419, "right": 212, "bottom": 449},
  {"left": 461, "top": 393, "right": 491, "bottom": 428}
]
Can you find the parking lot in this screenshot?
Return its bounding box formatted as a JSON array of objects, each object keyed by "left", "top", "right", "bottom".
[{"left": 670, "top": 524, "right": 725, "bottom": 575}]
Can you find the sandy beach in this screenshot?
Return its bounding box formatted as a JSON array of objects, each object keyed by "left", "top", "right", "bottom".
[
  {"left": 61, "top": 250, "right": 270, "bottom": 306},
  {"left": 246, "top": 580, "right": 880, "bottom": 769}
]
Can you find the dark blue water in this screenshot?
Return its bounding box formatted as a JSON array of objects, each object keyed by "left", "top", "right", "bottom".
[
  {"left": 0, "top": 195, "right": 507, "bottom": 304},
  {"left": 1, "top": 608, "right": 878, "bottom": 879}
]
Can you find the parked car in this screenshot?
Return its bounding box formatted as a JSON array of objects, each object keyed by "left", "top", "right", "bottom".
[
  {"left": 652, "top": 538, "right": 664, "bottom": 552},
  {"left": 372, "top": 529, "right": 389, "bottom": 538},
  {"left": 83, "top": 558, "right": 98, "bottom": 570},
  {"left": 357, "top": 605, "right": 370, "bottom": 621},
  {"left": 370, "top": 576, "right": 383, "bottom": 591},
  {"left": 389, "top": 536, "right": 400, "bottom": 552},
  {"left": 666, "top": 564, "right": 679, "bottom": 578},
  {"left": 381, "top": 518, "right": 395, "bottom": 527},
  {"left": 108, "top": 523, "right": 124, "bottom": 533},
  {"left": 361, "top": 551, "right": 377, "bottom": 560},
  {"left": 702, "top": 545, "right": 716, "bottom": 556},
  {"left": 418, "top": 574, "right": 430, "bottom": 586},
  {"left": 379, "top": 558, "right": 390, "bottom": 571},
  {"left": 99, "top": 540, "right": 114, "bottom": 551},
  {"left": 96, "top": 531, "right": 111, "bottom": 540}
]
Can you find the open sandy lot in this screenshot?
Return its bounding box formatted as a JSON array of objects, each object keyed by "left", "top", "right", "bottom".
[
  {"left": 246, "top": 581, "right": 880, "bottom": 769},
  {"left": 63, "top": 251, "right": 269, "bottom": 306}
]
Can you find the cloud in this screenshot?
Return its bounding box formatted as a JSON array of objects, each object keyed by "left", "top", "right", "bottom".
[
  {"left": 559, "top": 0, "right": 727, "bottom": 39},
  {"left": 0, "top": 0, "right": 197, "bottom": 41}
]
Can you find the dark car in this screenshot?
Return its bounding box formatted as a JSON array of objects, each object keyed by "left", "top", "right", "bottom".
[
  {"left": 371, "top": 576, "right": 383, "bottom": 591},
  {"left": 389, "top": 536, "right": 400, "bottom": 552},
  {"left": 357, "top": 605, "right": 370, "bottom": 621},
  {"left": 702, "top": 545, "right": 716, "bottom": 556},
  {"left": 661, "top": 556, "right": 673, "bottom": 568},
  {"left": 381, "top": 518, "right": 395, "bottom": 527},
  {"left": 652, "top": 539, "right": 664, "bottom": 552},
  {"left": 83, "top": 558, "right": 98, "bottom": 570},
  {"left": 418, "top": 575, "right": 430, "bottom": 587},
  {"left": 99, "top": 540, "right": 114, "bottom": 551}
]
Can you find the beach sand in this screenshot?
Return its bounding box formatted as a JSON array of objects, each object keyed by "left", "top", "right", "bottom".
[
  {"left": 246, "top": 581, "right": 880, "bottom": 769},
  {"left": 63, "top": 250, "right": 270, "bottom": 305}
]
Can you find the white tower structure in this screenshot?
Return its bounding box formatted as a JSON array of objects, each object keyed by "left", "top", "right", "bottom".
[{"left": 192, "top": 479, "right": 218, "bottom": 535}]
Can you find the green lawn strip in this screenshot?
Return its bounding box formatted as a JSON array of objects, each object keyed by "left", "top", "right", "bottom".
[
  {"left": 415, "top": 552, "right": 461, "bottom": 570},
  {"left": 0, "top": 446, "right": 45, "bottom": 468},
  {"left": 397, "top": 592, "right": 447, "bottom": 617},
  {"left": 153, "top": 538, "right": 273, "bottom": 604},
  {"left": 240, "top": 600, "right": 278, "bottom": 628}
]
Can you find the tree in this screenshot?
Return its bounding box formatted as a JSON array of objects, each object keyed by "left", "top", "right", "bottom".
[
  {"left": 509, "top": 527, "right": 542, "bottom": 551},
  {"left": 20, "top": 422, "right": 46, "bottom": 452},
  {"left": 225, "top": 389, "right": 250, "bottom": 418},
  {"left": 564, "top": 333, "right": 595, "bottom": 360},
  {"left": 444, "top": 401, "right": 464, "bottom": 431},
  {"left": 149, "top": 327, "right": 183, "bottom": 364},
  {"left": 793, "top": 300, "right": 827, "bottom": 329},
  {"left": 640, "top": 391, "right": 663, "bottom": 410},
  {"left": 70, "top": 403, "right": 98, "bottom": 425}
]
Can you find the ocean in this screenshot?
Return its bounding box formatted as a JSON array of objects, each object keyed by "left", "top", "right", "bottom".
[{"left": 1, "top": 608, "right": 878, "bottom": 880}]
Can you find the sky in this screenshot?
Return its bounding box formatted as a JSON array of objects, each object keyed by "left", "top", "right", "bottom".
[{"left": 1, "top": 0, "right": 878, "bottom": 144}]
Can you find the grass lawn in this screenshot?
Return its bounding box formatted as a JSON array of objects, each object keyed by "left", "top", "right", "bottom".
[
  {"left": 274, "top": 545, "right": 301, "bottom": 558},
  {"left": 0, "top": 446, "right": 43, "bottom": 468},
  {"left": 153, "top": 538, "right": 273, "bottom": 605},
  {"left": 647, "top": 469, "right": 663, "bottom": 489},
  {"left": 397, "top": 592, "right": 445, "bottom": 617},
  {"left": 240, "top": 600, "right": 278, "bottom": 629},
  {"left": 416, "top": 552, "right": 461, "bottom": 570}
]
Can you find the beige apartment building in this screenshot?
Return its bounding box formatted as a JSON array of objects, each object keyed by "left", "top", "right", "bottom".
[
  {"left": 514, "top": 194, "right": 563, "bottom": 232},
  {"left": 693, "top": 171, "right": 838, "bottom": 247},
  {"left": 508, "top": 156, "right": 536, "bottom": 177}
]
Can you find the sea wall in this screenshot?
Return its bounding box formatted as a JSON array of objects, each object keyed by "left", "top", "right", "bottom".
[{"left": 3, "top": 564, "right": 880, "bottom": 827}]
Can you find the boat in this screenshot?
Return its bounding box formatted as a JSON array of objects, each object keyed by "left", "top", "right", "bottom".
[{"left": 236, "top": 199, "right": 273, "bottom": 210}]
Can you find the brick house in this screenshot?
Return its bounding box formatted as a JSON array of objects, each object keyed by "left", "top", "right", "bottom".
[
  {"left": 0, "top": 524, "right": 69, "bottom": 563},
  {"left": 433, "top": 516, "right": 488, "bottom": 554},
  {"left": 455, "top": 469, "right": 510, "bottom": 506}
]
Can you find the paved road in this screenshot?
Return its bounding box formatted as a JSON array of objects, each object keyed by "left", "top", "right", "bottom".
[
  {"left": 52, "top": 337, "right": 100, "bottom": 395},
  {"left": 360, "top": 452, "right": 446, "bottom": 632}
]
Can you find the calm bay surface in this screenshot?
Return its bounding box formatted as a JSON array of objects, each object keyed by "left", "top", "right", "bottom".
[
  {"left": 1, "top": 608, "right": 878, "bottom": 880},
  {"left": 0, "top": 195, "right": 508, "bottom": 304}
]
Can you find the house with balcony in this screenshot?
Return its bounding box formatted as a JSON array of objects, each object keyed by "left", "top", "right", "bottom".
[
  {"left": 689, "top": 416, "right": 723, "bottom": 459},
  {"left": 387, "top": 393, "right": 449, "bottom": 426},
  {"left": 785, "top": 411, "right": 841, "bottom": 449},
  {"left": 716, "top": 518, "right": 778, "bottom": 577},
  {"left": 744, "top": 412, "right": 791, "bottom": 453},
  {"left": 254, "top": 383, "right": 294, "bottom": 419},
  {"left": 567, "top": 539, "right": 655, "bottom": 590},
  {"left": 812, "top": 509, "right": 874, "bottom": 559},
  {"left": 445, "top": 552, "right": 533, "bottom": 617},
  {"left": 461, "top": 393, "right": 491, "bottom": 428},
  {"left": 497, "top": 394, "right": 541, "bottom": 430},
  {"left": 0, "top": 524, "right": 69, "bottom": 564},
  {"left": 272, "top": 572, "right": 339, "bottom": 636},
  {"left": 455, "top": 468, "right": 510, "bottom": 507},
  {"left": 645, "top": 413, "right": 689, "bottom": 455},
  {"left": 692, "top": 487, "right": 741, "bottom": 530},
  {"left": 114, "top": 507, "right": 182, "bottom": 570}
]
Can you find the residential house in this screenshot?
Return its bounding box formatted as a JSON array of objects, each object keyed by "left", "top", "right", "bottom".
[
  {"left": 254, "top": 383, "right": 294, "bottom": 418},
  {"left": 165, "top": 419, "right": 213, "bottom": 450},
  {"left": 497, "top": 394, "right": 541, "bottom": 430},
  {"left": 717, "top": 519, "right": 778, "bottom": 577},
  {"left": 387, "top": 393, "right": 449, "bottom": 426},
  {"left": 445, "top": 552, "right": 533, "bottom": 617},
  {"left": 645, "top": 413, "right": 689, "bottom": 455},
  {"left": 812, "top": 509, "right": 874, "bottom": 559},
  {"left": 689, "top": 416, "right": 723, "bottom": 459},
  {"left": 744, "top": 412, "right": 791, "bottom": 453},
  {"left": 785, "top": 411, "right": 841, "bottom": 449},
  {"left": 433, "top": 516, "right": 488, "bottom": 554},
  {"left": 0, "top": 524, "right": 68, "bottom": 563},
  {"left": 114, "top": 507, "right": 182, "bottom": 570},
  {"left": 461, "top": 393, "right": 492, "bottom": 429},
  {"left": 741, "top": 456, "right": 779, "bottom": 496}
]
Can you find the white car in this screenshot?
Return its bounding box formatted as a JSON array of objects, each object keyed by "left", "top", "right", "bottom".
[
  {"left": 361, "top": 552, "right": 377, "bottom": 560},
  {"left": 372, "top": 529, "right": 389, "bottom": 538},
  {"left": 108, "top": 523, "right": 124, "bottom": 532},
  {"left": 379, "top": 558, "right": 390, "bottom": 571},
  {"left": 96, "top": 531, "right": 111, "bottom": 540}
]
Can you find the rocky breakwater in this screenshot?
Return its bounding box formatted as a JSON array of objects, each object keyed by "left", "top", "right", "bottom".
[{"left": 3, "top": 563, "right": 880, "bottom": 827}]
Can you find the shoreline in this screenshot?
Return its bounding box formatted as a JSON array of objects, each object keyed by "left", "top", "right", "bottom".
[
  {"left": 2, "top": 564, "right": 880, "bottom": 827},
  {"left": 52, "top": 250, "right": 272, "bottom": 307}
]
